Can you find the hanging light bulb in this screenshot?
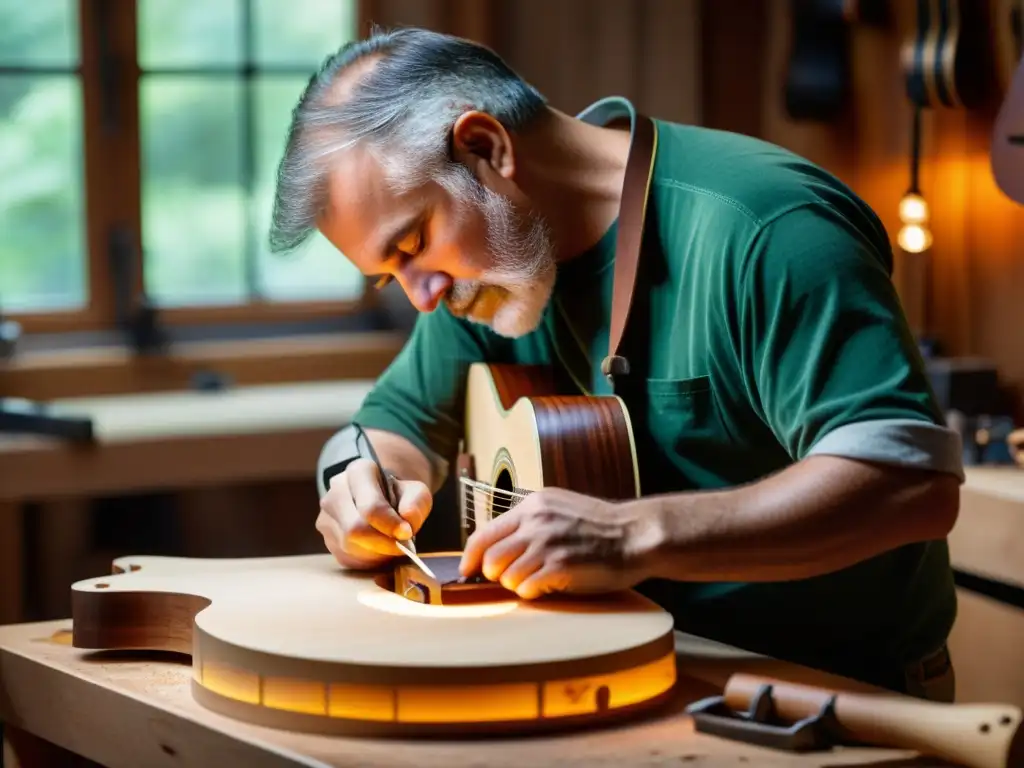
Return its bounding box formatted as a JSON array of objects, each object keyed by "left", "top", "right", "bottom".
[
  {"left": 897, "top": 105, "right": 932, "bottom": 254},
  {"left": 897, "top": 191, "right": 932, "bottom": 253}
]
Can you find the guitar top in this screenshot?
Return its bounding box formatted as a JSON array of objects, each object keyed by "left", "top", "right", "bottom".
[{"left": 71, "top": 553, "right": 676, "bottom": 736}]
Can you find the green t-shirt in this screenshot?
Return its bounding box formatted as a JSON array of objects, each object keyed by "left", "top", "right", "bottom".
[{"left": 351, "top": 97, "right": 964, "bottom": 689}]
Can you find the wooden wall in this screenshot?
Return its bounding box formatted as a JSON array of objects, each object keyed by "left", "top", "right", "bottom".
[{"left": 365, "top": 0, "right": 1023, "bottom": 417}]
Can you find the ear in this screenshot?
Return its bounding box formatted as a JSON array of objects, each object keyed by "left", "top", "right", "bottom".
[{"left": 451, "top": 111, "right": 515, "bottom": 180}]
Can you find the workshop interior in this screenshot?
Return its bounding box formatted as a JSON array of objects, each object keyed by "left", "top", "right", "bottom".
[{"left": 1, "top": 0, "right": 1024, "bottom": 766}]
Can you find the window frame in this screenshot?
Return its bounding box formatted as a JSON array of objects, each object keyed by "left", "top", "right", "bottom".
[{"left": 6, "top": 0, "right": 378, "bottom": 338}]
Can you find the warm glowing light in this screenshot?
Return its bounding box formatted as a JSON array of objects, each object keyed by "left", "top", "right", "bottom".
[
  {"left": 264, "top": 677, "right": 328, "bottom": 715},
  {"left": 897, "top": 223, "right": 933, "bottom": 253},
  {"left": 399, "top": 683, "right": 539, "bottom": 723},
  {"left": 202, "top": 661, "right": 260, "bottom": 704},
  {"left": 356, "top": 586, "right": 519, "bottom": 618},
  {"left": 543, "top": 652, "right": 677, "bottom": 716},
  {"left": 328, "top": 683, "right": 394, "bottom": 721},
  {"left": 898, "top": 192, "right": 929, "bottom": 224},
  {"left": 195, "top": 650, "right": 677, "bottom": 728}
]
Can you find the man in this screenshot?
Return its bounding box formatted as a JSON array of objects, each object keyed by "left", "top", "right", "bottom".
[{"left": 269, "top": 26, "right": 964, "bottom": 699}]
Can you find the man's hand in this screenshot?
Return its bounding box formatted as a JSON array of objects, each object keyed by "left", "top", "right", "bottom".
[
  {"left": 316, "top": 458, "right": 433, "bottom": 570},
  {"left": 458, "top": 488, "right": 662, "bottom": 600}
]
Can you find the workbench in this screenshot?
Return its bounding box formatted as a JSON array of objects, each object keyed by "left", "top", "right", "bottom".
[
  {"left": 0, "top": 621, "right": 950, "bottom": 768},
  {"left": 945, "top": 465, "right": 1024, "bottom": 708},
  {"left": 0, "top": 380, "right": 375, "bottom": 625}
]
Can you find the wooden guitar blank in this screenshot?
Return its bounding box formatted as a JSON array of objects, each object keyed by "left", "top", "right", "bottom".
[{"left": 71, "top": 553, "right": 677, "bottom": 736}]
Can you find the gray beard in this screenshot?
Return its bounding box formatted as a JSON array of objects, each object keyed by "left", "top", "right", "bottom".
[{"left": 443, "top": 168, "right": 557, "bottom": 338}]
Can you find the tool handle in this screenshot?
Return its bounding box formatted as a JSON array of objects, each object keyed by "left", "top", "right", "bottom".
[{"left": 724, "top": 674, "right": 1024, "bottom": 768}]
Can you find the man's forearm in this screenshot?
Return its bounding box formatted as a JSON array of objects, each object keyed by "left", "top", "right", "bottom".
[
  {"left": 363, "top": 428, "right": 437, "bottom": 489},
  {"left": 317, "top": 426, "right": 438, "bottom": 497},
  {"left": 639, "top": 455, "right": 960, "bottom": 583}
]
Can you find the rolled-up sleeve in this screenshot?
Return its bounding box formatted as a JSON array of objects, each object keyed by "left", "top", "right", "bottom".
[{"left": 737, "top": 202, "right": 964, "bottom": 482}]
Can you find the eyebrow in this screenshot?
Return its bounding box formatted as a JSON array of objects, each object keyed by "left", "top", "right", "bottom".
[{"left": 375, "top": 214, "right": 422, "bottom": 268}]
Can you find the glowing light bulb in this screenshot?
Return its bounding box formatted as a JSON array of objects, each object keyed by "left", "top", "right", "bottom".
[
  {"left": 897, "top": 223, "right": 933, "bottom": 253},
  {"left": 897, "top": 191, "right": 932, "bottom": 253},
  {"left": 899, "top": 192, "right": 929, "bottom": 225}
]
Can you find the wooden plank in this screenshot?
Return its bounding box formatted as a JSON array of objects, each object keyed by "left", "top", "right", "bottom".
[
  {"left": 948, "top": 587, "right": 1024, "bottom": 709},
  {"left": 0, "top": 620, "right": 927, "bottom": 768},
  {"left": 0, "top": 331, "right": 402, "bottom": 399},
  {"left": 949, "top": 466, "right": 1024, "bottom": 589},
  {"left": 0, "top": 381, "right": 373, "bottom": 502}
]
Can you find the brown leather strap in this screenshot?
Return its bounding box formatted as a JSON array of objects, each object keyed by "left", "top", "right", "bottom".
[{"left": 601, "top": 112, "right": 658, "bottom": 385}]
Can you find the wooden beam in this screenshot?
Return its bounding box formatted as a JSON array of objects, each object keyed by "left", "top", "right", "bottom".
[
  {"left": 0, "top": 331, "right": 403, "bottom": 399},
  {"left": 0, "top": 380, "right": 374, "bottom": 502}
]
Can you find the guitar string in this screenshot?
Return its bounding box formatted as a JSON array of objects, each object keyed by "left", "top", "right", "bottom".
[
  {"left": 457, "top": 477, "right": 530, "bottom": 499},
  {"left": 459, "top": 495, "right": 522, "bottom": 514},
  {"left": 458, "top": 495, "right": 523, "bottom": 512},
  {"left": 459, "top": 500, "right": 519, "bottom": 520}
]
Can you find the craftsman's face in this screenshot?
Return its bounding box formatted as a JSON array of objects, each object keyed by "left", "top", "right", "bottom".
[{"left": 318, "top": 113, "right": 557, "bottom": 338}]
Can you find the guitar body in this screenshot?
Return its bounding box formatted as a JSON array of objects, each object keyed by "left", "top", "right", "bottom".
[
  {"left": 992, "top": 2, "right": 1024, "bottom": 204},
  {"left": 71, "top": 553, "right": 677, "bottom": 736},
  {"left": 458, "top": 363, "right": 641, "bottom": 541}
]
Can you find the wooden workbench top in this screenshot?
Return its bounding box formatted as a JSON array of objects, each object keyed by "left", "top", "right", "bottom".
[
  {"left": 951, "top": 465, "right": 1024, "bottom": 590},
  {"left": 0, "top": 620, "right": 951, "bottom": 768},
  {"left": 0, "top": 380, "right": 375, "bottom": 501}
]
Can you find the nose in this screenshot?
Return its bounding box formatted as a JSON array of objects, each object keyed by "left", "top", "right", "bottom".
[{"left": 401, "top": 270, "right": 452, "bottom": 313}]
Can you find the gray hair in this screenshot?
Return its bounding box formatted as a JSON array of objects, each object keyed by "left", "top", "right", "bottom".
[{"left": 268, "top": 26, "right": 548, "bottom": 255}]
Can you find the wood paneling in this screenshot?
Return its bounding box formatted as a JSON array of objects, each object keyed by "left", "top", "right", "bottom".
[
  {"left": 492, "top": 0, "right": 702, "bottom": 125},
  {"left": 713, "top": 0, "right": 1024, "bottom": 416}
]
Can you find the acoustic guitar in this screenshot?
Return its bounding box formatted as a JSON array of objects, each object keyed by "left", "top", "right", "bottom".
[
  {"left": 456, "top": 362, "right": 640, "bottom": 542},
  {"left": 900, "top": 0, "right": 988, "bottom": 111},
  {"left": 992, "top": 0, "right": 1024, "bottom": 205},
  {"left": 783, "top": 0, "right": 887, "bottom": 122}
]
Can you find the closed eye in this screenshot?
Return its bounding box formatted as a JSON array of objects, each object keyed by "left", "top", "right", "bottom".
[{"left": 371, "top": 227, "right": 424, "bottom": 292}]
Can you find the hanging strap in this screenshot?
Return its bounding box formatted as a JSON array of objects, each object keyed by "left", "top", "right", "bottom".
[{"left": 600, "top": 113, "right": 658, "bottom": 385}]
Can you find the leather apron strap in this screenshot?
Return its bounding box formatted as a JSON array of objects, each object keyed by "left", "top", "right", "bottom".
[{"left": 600, "top": 113, "right": 658, "bottom": 386}]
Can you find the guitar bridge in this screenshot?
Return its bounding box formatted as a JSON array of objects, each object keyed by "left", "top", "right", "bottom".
[{"left": 393, "top": 554, "right": 513, "bottom": 606}]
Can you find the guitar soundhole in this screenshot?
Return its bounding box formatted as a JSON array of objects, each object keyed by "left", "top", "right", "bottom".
[{"left": 492, "top": 467, "right": 515, "bottom": 520}]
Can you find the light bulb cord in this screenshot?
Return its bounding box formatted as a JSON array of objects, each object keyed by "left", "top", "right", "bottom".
[{"left": 908, "top": 103, "right": 922, "bottom": 196}]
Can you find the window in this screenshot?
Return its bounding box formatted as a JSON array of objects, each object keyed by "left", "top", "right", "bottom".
[
  {"left": 0, "top": 2, "right": 85, "bottom": 315},
  {"left": 1, "top": 0, "right": 367, "bottom": 336}
]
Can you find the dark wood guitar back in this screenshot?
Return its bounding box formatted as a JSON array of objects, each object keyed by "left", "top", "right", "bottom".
[{"left": 483, "top": 364, "right": 638, "bottom": 501}]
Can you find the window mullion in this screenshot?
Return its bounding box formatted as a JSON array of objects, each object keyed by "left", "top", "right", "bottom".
[
  {"left": 79, "top": 0, "right": 144, "bottom": 333},
  {"left": 242, "top": 0, "right": 259, "bottom": 303}
]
